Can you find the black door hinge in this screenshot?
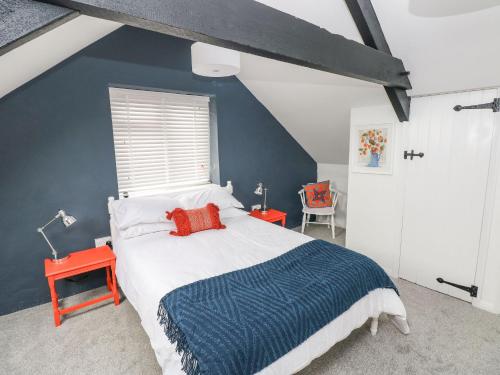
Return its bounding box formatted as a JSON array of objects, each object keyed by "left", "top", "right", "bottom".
[
  {"left": 436, "top": 278, "right": 478, "bottom": 297},
  {"left": 454, "top": 98, "right": 500, "bottom": 113},
  {"left": 404, "top": 150, "right": 424, "bottom": 160}
]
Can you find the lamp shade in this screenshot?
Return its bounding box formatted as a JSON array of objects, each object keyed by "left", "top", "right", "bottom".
[
  {"left": 62, "top": 215, "right": 77, "bottom": 227},
  {"left": 58, "top": 210, "right": 77, "bottom": 227},
  {"left": 191, "top": 42, "right": 240, "bottom": 77},
  {"left": 254, "top": 182, "right": 263, "bottom": 195}
]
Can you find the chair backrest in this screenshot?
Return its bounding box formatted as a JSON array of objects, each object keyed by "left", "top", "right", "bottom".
[
  {"left": 330, "top": 188, "right": 340, "bottom": 210},
  {"left": 298, "top": 189, "right": 307, "bottom": 209},
  {"left": 298, "top": 185, "right": 340, "bottom": 210}
]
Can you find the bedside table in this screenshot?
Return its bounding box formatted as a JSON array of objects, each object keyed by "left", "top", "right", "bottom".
[
  {"left": 249, "top": 209, "right": 287, "bottom": 227},
  {"left": 44, "top": 245, "right": 120, "bottom": 327}
]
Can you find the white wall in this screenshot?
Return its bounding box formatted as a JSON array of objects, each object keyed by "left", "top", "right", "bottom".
[
  {"left": 345, "top": 105, "right": 407, "bottom": 278},
  {"left": 317, "top": 163, "right": 348, "bottom": 228}
]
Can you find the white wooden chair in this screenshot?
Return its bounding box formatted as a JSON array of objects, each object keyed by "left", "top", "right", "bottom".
[{"left": 299, "top": 186, "right": 340, "bottom": 238}]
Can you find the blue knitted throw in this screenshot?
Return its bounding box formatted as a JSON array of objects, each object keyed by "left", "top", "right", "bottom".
[{"left": 158, "top": 240, "right": 397, "bottom": 375}]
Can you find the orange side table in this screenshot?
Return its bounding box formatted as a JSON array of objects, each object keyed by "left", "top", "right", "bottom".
[
  {"left": 249, "top": 209, "right": 287, "bottom": 227},
  {"left": 44, "top": 245, "right": 120, "bottom": 327}
]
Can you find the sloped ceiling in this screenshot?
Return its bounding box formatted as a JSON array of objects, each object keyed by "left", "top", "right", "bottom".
[
  {"left": 0, "top": 15, "right": 120, "bottom": 99},
  {"left": 239, "top": 0, "right": 500, "bottom": 163},
  {"left": 0, "top": 0, "right": 389, "bottom": 164},
  {"left": 238, "top": 55, "right": 386, "bottom": 164},
  {"left": 238, "top": 0, "right": 388, "bottom": 164},
  {"left": 0, "top": 0, "right": 76, "bottom": 55},
  {"left": 3, "top": 1, "right": 500, "bottom": 164}
]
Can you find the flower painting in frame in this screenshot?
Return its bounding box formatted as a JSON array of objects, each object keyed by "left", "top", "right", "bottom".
[{"left": 350, "top": 123, "right": 394, "bottom": 174}]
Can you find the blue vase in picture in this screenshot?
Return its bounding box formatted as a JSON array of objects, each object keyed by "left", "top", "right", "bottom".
[{"left": 368, "top": 152, "right": 380, "bottom": 168}]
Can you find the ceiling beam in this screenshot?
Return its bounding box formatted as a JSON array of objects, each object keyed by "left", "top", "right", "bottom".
[
  {"left": 345, "top": 0, "right": 411, "bottom": 121},
  {"left": 0, "top": 0, "right": 77, "bottom": 57},
  {"left": 38, "top": 0, "right": 411, "bottom": 90}
]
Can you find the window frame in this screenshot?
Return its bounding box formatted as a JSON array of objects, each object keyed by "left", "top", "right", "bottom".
[{"left": 108, "top": 84, "right": 220, "bottom": 198}]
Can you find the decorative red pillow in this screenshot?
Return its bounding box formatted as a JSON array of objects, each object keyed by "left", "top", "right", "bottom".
[
  {"left": 166, "top": 203, "right": 226, "bottom": 236},
  {"left": 303, "top": 181, "right": 332, "bottom": 208}
]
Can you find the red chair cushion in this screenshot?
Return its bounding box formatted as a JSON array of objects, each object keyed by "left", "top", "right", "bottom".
[
  {"left": 166, "top": 203, "right": 226, "bottom": 236},
  {"left": 304, "top": 181, "right": 332, "bottom": 208}
]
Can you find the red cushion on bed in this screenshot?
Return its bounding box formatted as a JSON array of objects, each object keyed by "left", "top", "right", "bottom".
[{"left": 166, "top": 203, "right": 226, "bottom": 236}]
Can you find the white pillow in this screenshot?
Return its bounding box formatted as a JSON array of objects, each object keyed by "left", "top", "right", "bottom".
[
  {"left": 178, "top": 185, "right": 244, "bottom": 210},
  {"left": 120, "top": 222, "right": 174, "bottom": 239},
  {"left": 111, "top": 196, "right": 181, "bottom": 230}
]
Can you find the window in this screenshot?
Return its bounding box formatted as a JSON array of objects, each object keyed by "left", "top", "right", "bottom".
[{"left": 109, "top": 87, "right": 211, "bottom": 197}]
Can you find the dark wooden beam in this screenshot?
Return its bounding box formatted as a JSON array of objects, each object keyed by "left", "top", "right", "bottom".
[
  {"left": 0, "top": 0, "right": 77, "bottom": 57},
  {"left": 38, "top": 0, "right": 411, "bottom": 90},
  {"left": 345, "top": 0, "right": 411, "bottom": 122}
]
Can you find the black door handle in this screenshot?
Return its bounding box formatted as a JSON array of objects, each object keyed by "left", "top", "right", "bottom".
[{"left": 404, "top": 150, "right": 424, "bottom": 160}]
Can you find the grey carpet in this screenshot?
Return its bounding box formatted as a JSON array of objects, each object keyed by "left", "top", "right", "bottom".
[{"left": 1, "top": 227, "right": 499, "bottom": 375}]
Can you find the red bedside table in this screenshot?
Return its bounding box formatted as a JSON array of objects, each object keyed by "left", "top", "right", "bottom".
[
  {"left": 44, "top": 245, "right": 120, "bottom": 327},
  {"left": 249, "top": 209, "right": 287, "bottom": 227}
]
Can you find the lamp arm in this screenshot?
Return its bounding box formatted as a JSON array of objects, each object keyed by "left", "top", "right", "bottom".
[
  {"left": 38, "top": 215, "right": 60, "bottom": 231},
  {"left": 37, "top": 213, "right": 62, "bottom": 259},
  {"left": 38, "top": 227, "right": 58, "bottom": 260},
  {"left": 263, "top": 188, "right": 268, "bottom": 212}
]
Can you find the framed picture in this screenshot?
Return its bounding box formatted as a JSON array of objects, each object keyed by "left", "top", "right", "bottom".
[{"left": 350, "top": 123, "right": 394, "bottom": 175}]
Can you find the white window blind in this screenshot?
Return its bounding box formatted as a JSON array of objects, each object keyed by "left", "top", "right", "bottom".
[{"left": 109, "top": 87, "right": 211, "bottom": 196}]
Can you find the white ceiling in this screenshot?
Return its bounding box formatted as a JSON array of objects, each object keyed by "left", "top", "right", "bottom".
[
  {"left": 239, "top": 0, "right": 500, "bottom": 163},
  {"left": 252, "top": 0, "right": 363, "bottom": 43},
  {"left": 251, "top": 0, "right": 500, "bottom": 97},
  {"left": 372, "top": 0, "right": 500, "bottom": 96},
  {"left": 407, "top": 0, "right": 500, "bottom": 18}
]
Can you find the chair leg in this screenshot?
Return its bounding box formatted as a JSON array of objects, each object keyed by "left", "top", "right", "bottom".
[
  {"left": 331, "top": 215, "right": 335, "bottom": 239},
  {"left": 301, "top": 213, "right": 306, "bottom": 234}
]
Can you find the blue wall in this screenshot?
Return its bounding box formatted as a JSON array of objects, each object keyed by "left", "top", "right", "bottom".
[{"left": 0, "top": 26, "right": 316, "bottom": 315}]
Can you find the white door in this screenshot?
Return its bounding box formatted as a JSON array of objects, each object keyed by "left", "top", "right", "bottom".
[{"left": 399, "top": 90, "right": 498, "bottom": 301}]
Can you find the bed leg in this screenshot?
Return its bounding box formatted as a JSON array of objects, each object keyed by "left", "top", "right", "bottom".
[
  {"left": 390, "top": 316, "right": 411, "bottom": 335},
  {"left": 370, "top": 317, "right": 379, "bottom": 336}
]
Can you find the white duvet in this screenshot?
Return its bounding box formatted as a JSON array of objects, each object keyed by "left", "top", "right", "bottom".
[{"left": 111, "top": 213, "right": 408, "bottom": 374}]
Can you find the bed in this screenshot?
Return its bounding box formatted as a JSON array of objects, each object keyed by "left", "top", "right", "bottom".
[{"left": 108, "top": 183, "right": 409, "bottom": 374}]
